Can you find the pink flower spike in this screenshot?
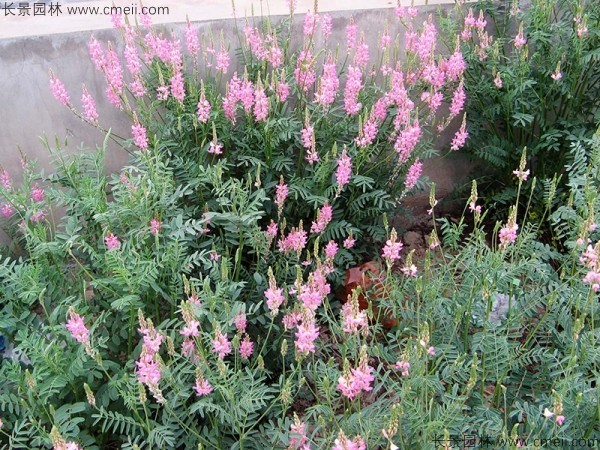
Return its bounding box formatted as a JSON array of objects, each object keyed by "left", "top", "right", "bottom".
[
  {"left": 325, "top": 240, "right": 338, "bottom": 259},
  {"left": 1, "top": 204, "right": 14, "bottom": 218},
  {"left": 233, "top": 312, "right": 247, "bottom": 333},
  {"left": 513, "top": 169, "right": 530, "bottom": 181},
  {"left": 295, "top": 320, "right": 319, "bottom": 355},
  {"left": 404, "top": 159, "right": 423, "bottom": 191},
  {"left": 31, "top": 184, "right": 45, "bottom": 203},
  {"left": 208, "top": 141, "right": 223, "bottom": 155},
  {"left": 104, "top": 232, "right": 121, "bottom": 250},
  {"left": 180, "top": 320, "right": 200, "bottom": 338},
  {"left": 0, "top": 169, "right": 12, "bottom": 190},
  {"left": 336, "top": 148, "right": 353, "bottom": 188},
  {"left": 150, "top": 218, "right": 162, "bottom": 235},
  {"left": 81, "top": 85, "right": 99, "bottom": 124},
  {"left": 451, "top": 116, "right": 468, "bottom": 151},
  {"left": 555, "top": 415, "right": 565, "bottom": 426},
  {"left": 343, "top": 236, "right": 356, "bottom": 249},
  {"left": 66, "top": 308, "right": 90, "bottom": 345},
  {"left": 212, "top": 329, "right": 231, "bottom": 359},
  {"left": 303, "top": 10, "right": 319, "bottom": 37},
  {"left": 185, "top": 20, "right": 200, "bottom": 56},
  {"left": 427, "top": 346, "right": 436, "bottom": 356},
  {"left": 49, "top": 71, "right": 71, "bottom": 107},
  {"left": 194, "top": 378, "right": 213, "bottom": 396},
  {"left": 239, "top": 335, "right": 254, "bottom": 359},
  {"left": 132, "top": 120, "right": 149, "bottom": 151},
  {"left": 197, "top": 92, "right": 211, "bottom": 123}
]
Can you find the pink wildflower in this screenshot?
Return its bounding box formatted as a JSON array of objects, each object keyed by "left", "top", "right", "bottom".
[
  {"left": 282, "top": 311, "right": 302, "bottom": 330},
  {"left": 395, "top": 360, "right": 410, "bottom": 377},
  {"left": 81, "top": 85, "right": 99, "bottom": 124},
  {"left": 216, "top": 49, "right": 230, "bottom": 73},
  {"left": 332, "top": 430, "right": 366, "bottom": 450},
  {"left": 277, "top": 80, "right": 290, "bottom": 103},
  {"left": 30, "top": 210, "right": 46, "bottom": 223},
  {"left": 395, "top": 119, "right": 422, "bottom": 163},
  {"left": 514, "top": 27, "right": 527, "bottom": 48},
  {"left": 157, "top": 85, "right": 170, "bottom": 101},
  {"left": 208, "top": 141, "right": 223, "bottom": 155},
  {"left": 311, "top": 203, "right": 333, "bottom": 234},
  {"left": 450, "top": 82, "right": 466, "bottom": 117},
  {"left": 494, "top": 73, "right": 503, "bottom": 88},
  {"left": 150, "top": 217, "right": 161, "bottom": 235},
  {"left": 239, "top": 335, "right": 254, "bottom": 359},
  {"left": 301, "top": 124, "right": 314, "bottom": 149},
  {"left": 105, "top": 232, "right": 121, "bottom": 250},
  {"left": 556, "top": 415, "right": 565, "bottom": 426},
  {"left": 344, "top": 66, "right": 363, "bottom": 115},
  {"left": 551, "top": 70, "right": 562, "bottom": 81},
  {"left": 341, "top": 301, "right": 368, "bottom": 334},
  {"left": 336, "top": 148, "right": 353, "bottom": 188},
  {"left": 139, "top": 11, "right": 152, "bottom": 29},
  {"left": 321, "top": 14, "right": 333, "bottom": 39},
  {"left": 499, "top": 223, "right": 519, "bottom": 248},
  {"left": 1, "top": 204, "right": 14, "bottom": 218},
  {"left": 401, "top": 264, "right": 418, "bottom": 278},
  {"left": 212, "top": 329, "right": 232, "bottom": 359},
  {"left": 0, "top": 169, "right": 11, "bottom": 190},
  {"left": 194, "top": 378, "right": 213, "bottom": 396},
  {"left": 278, "top": 227, "right": 308, "bottom": 254},
  {"left": 170, "top": 71, "right": 185, "bottom": 102},
  {"left": 266, "top": 220, "right": 278, "bottom": 238},
  {"left": 197, "top": 92, "right": 211, "bottom": 123},
  {"left": 66, "top": 308, "right": 90, "bottom": 345},
  {"left": 325, "top": 240, "right": 338, "bottom": 259},
  {"left": 132, "top": 121, "right": 149, "bottom": 150},
  {"left": 354, "top": 41, "right": 370, "bottom": 68},
  {"left": 303, "top": 10, "right": 319, "bottom": 37},
  {"left": 315, "top": 57, "right": 339, "bottom": 107},
  {"left": 104, "top": 45, "right": 124, "bottom": 108},
  {"left": 404, "top": 159, "right": 423, "bottom": 191},
  {"left": 295, "top": 318, "right": 319, "bottom": 355},
  {"left": 185, "top": 21, "right": 199, "bottom": 56},
  {"left": 233, "top": 312, "right": 247, "bottom": 333},
  {"left": 294, "top": 49, "right": 316, "bottom": 92},
  {"left": 450, "top": 117, "right": 468, "bottom": 151},
  {"left": 49, "top": 71, "right": 71, "bottom": 107},
  {"left": 513, "top": 168, "right": 530, "bottom": 181},
  {"left": 445, "top": 51, "right": 466, "bottom": 82},
  {"left": 31, "top": 184, "right": 45, "bottom": 203},
  {"left": 265, "top": 281, "right": 285, "bottom": 315},
  {"left": 346, "top": 18, "right": 358, "bottom": 49},
  {"left": 380, "top": 32, "right": 392, "bottom": 49},
  {"left": 180, "top": 320, "right": 200, "bottom": 338},
  {"left": 355, "top": 118, "right": 379, "bottom": 148},
  {"left": 382, "top": 229, "right": 403, "bottom": 263},
  {"left": 88, "top": 36, "right": 105, "bottom": 71},
  {"left": 275, "top": 177, "right": 288, "bottom": 211},
  {"left": 343, "top": 236, "right": 356, "bottom": 249},
  {"left": 253, "top": 85, "right": 269, "bottom": 122},
  {"left": 289, "top": 419, "right": 308, "bottom": 449},
  {"left": 337, "top": 362, "right": 374, "bottom": 399}
]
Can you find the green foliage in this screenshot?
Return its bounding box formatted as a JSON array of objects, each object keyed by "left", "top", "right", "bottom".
[{"left": 445, "top": 0, "right": 600, "bottom": 218}]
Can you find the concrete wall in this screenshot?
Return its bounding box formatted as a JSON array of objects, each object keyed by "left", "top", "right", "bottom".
[{"left": 0, "top": 0, "right": 472, "bottom": 241}]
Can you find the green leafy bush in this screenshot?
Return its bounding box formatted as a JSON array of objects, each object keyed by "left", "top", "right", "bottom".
[
  {"left": 0, "top": 4, "right": 598, "bottom": 450},
  {"left": 446, "top": 0, "right": 600, "bottom": 216}
]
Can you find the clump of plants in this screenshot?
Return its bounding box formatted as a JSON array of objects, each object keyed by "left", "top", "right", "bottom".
[
  {"left": 444, "top": 0, "right": 600, "bottom": 222},
  {"left": 0, "top": 2, "right": 598, "bottom": 450}
]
